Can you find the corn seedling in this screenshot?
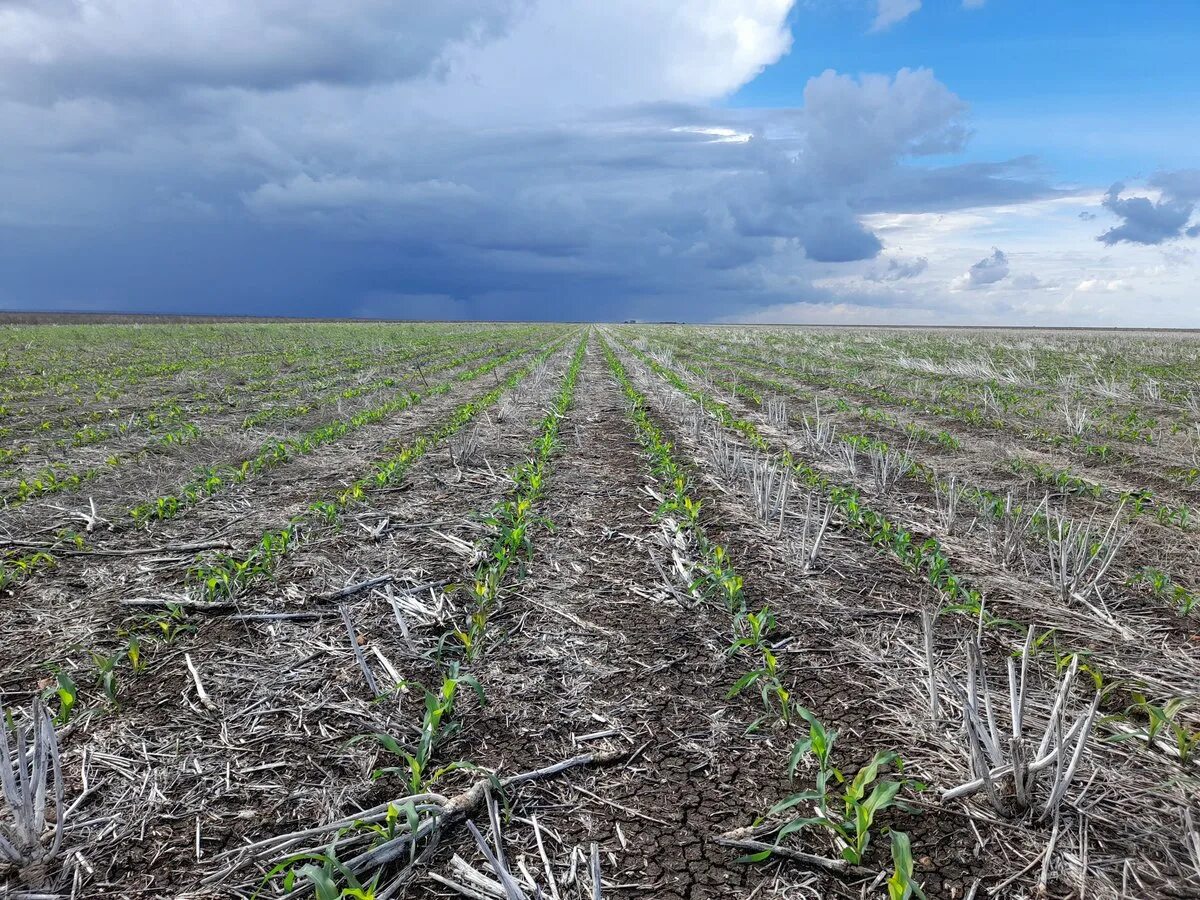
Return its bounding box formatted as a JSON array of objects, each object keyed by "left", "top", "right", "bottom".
[
  {"left": 1110, "top": 694, "right": 1200, "bottom": 765},
  {"left": 726, "top": 606, "right": 795, "bottom": 730},
  {"left": 266, "top": 843, "right": 382, "bottom": 900},
  {"left": 368, "top": 663, "right": 484, "bottom": 794},
  {"left": 755, "top": 707, "right": 916, "bottom": 866},
  {"left": 1128, "top": 567, "right": 1199, "bottom": 616},
  {"left": 0, "top": 698, "right": 64, "bottom": 869},
  {"left": 92, "top": 650, "right": 122, "bottom": 705},
  {"left": 309, "top": 500, "right": 341, "bottom": 527},
  {"left": 887, "top": 830, "right": 927, "bottom": 900},
  {"left": 126, "top": 634, "right": 146, "bottom": 674},
  {"left": 43, "top": 669, "right": 77, "bottom": 725}
]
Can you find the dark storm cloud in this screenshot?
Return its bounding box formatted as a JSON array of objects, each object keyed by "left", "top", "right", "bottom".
[
  {"left": 0, "top": 2, "right": 519, "bottom": 100},
  {"left": 858, "top": 157, "right": 1064, "bottom": 213},
  {"left": 1096, "top": 170, "right": 1200, "bottom": 246},
  {"left": 0, "top": 2, "right": 1064, "bottom": 320}
]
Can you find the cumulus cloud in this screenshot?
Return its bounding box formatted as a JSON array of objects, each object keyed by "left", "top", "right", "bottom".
[
  {"left": 1010, "top": 273, "right": 1052, "bottom": 290},
  {"left": 800, "top": 68, "right": 968, "bottom": 186},
  {"left": 871, "top": 0, "right": 921, "bottom": 32},
  {"left": 417, "top": 0, "right": 795, "bottom": 119},
  {"left": 953, "top": 247, "right": 1009, "bottom": 290},
  {"left": 1096, "top": 170, "right": 1200, "bottom": 245}
]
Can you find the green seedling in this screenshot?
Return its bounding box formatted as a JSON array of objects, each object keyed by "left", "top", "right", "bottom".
[
  {"left": 92, "top": 650, "right": 122, "bottom": 704},
  {"left": 263, "top": 845, "right": 381, "bottom": 900},
  {"left": 44, "top": 667, "right": 77, "bottom": 724},
  {"left": 126, "top": 635, "right": 145, "bottom": 674},
  {"left": 751, "top": 707, "right": 920, "bottom": 866},
  {"left": 1111, "top": 694, "right": 1200, "bottom": 764},
  {"left": 366, "top": 663, "right": 485, "bottom": 794},
  {"left": 887, "top": 830, "right": 927, "bottom": 900}
]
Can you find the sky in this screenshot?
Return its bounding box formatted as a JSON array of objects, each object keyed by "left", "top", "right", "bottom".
[{"left": 1, "top": 1, "right": 1199, "bottom": 326}]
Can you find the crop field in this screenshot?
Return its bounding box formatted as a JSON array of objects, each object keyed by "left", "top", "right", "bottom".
[{"left": 2, "top": 321, "right": 1199, "bottom": 900}]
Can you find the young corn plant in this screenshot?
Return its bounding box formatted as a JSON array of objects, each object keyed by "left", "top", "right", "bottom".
[
  {"left": 42, "top": 669, "right": 77, "bottom": 725},
  {"left": 726, "top": 606, "right": 794, "bottom": 730},
  {"left": 887, "top": 830, "right": 928, "bottom": 900},
  {"left": 1110, "top": 694, "right": 1200, "bottom": 765},
  {"left": 754, "top": 707, "right": 918, "bottom": 866},
  {"left": 266, "top": 843, "right": 382, "bottom": 900},
  {"left": 91, "top": 650, "right": 122, "bottom": 705},
  {"left": 366, "top": 663, "right": 484, "bottom": 794}
]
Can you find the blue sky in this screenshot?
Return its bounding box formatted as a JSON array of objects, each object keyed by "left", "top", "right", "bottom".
[
  {"left": 734, "top": 0, "right": 1200, "bottom": 183},
  {"left": 1, "top": 1, "right": 1198, "bottom": 326}
]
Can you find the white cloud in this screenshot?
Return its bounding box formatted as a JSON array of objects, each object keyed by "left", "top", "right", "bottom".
[
  {"left": 799, "top": 68, "right": 968, "bottom": 185},
  {"left": 871, "top": 0, "right": 921, "bottom": 32},
  {"left": 410, "top": 0, "right": 796, "bottom": 123},
  {"left": 1074, "top": 278, "right": 1130, "bottom": 293}
]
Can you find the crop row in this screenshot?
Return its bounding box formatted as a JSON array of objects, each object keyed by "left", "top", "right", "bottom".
[
  {"left": 600, "top": 335, "right": 924, "bottom": 891},
  {"left": 669, "top": 336, "right": 1200, "bottom": 507},
  {"left": 190, "top": 337, "right": 571, "bottom": 602},
  {"left": 669, "top": 350, "right": 1200, "bottom": 618},
  {"left": 129, "top": 340, "right": 539, "bottom": 524},
  {"left": 458, "top": 337, "right": 587, "bottom": 657}
]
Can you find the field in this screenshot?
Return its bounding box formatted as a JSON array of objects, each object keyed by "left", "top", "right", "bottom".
[{"left": 1, "top": 322, "right": 1198, "bottom": 899}]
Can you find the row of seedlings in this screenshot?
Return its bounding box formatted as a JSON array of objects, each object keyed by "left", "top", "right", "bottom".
[
  {"left": 188, "top": 338, "right": 573, "bottom": 604},
  {"left": 0, "top": 337, "right": 579, "bottom": 894},
  {"left": 251, "top": 336, "right": 590, "bottom": 898},
  {"left": 600, "top": 335, "right": 927, "bottom": 896},
  {"left": 129, "top": 339, "right": 541, "bottom": 525}
]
